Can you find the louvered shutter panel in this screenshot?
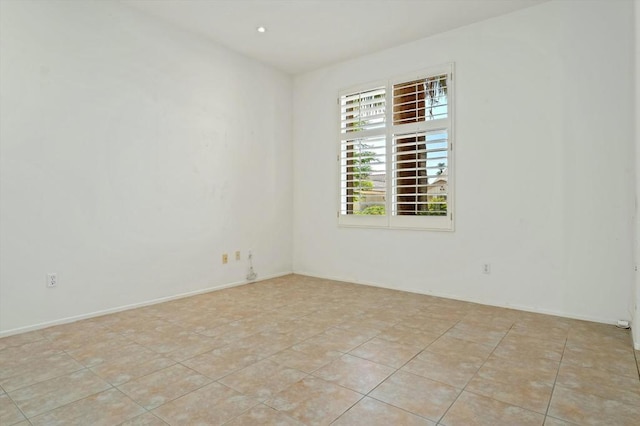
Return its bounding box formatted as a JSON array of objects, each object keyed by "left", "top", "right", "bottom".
[
  {"left": 339, "top": 87, "right": 387, "bottom": 217},
  {"left": 390, "top": 72, "right": 450, "bottom": 223}
]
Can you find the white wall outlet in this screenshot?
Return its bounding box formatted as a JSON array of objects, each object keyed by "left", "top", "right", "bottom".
[
  {"left": 235, "top": 251, "right": 241, "bottom": 261},
  {"left": 47, "top": 273, "right": 57, "bottom": 288},
  {"left": 482, "top": 263, "right": 491, "bottom": 274}
]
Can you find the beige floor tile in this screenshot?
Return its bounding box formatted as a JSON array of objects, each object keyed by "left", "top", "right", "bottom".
[
  {"left": 419, "top": 305, "right": 469, "bottom": 323},
  {"left": 9, "top": 369, "right": 111, "bottom": 418},
  {"left": 0, "top": 392, "right": 25, "bottom": 425},
  {"left": 441, "top": 391, "right": 545, "bottom": 426},
  {"left": 224, "top": 403, "right": 304, "bottom": 425},
  {"left": 166, "top": 311, "right": 235, "bottom": 334},
  {"left": 0, "top": 339, "right": 65, "bottom": 367},
  {"left": 555, "top": 363, "right": 640, "bottom": 405},
  {"left": 106, "top": 317, "right": 174, "bottom": 336},
  {"left": 517, "top": 312, "right": 572, "bottom": 331},
  {"left": 225, "top": 331, "right": 301, "bottom": 359},
  {"left": 129, "top": 330, "right": 197, "bottom": 355},
  {"left": 219, "top": 359, "right": 308, "bottom": 401},
  {"left": 89, "top": 351, "right": 175, "bottom": 386},
  {"left": 87, "top": 310, "right": 152, "bottom": 330},
  {"left": 0, "top": 352, "right": 84, "bottom": 392},
  {"left": 397, "top": 316, "right": 457, "bottom": 335},
  {"left": 478, "top": 354, "right": 560, "bottom": 385},
  {"left": 182, "top": 346, "right": 262, "bottom": 380},
  {"left": 306, "top": 309, "right": 359, "bottom": 326},
  {"left": 268, "top": 347, "right": 339, "bottom": 373},
  {"left": 569, "top": 332, "right": 634, "bottom": 354},
  {"left": 267, "top": 319, "right": 329, "bottom": 341},
  {"left": 65, "top": 335, "right": 134, "bottom": 367},
  {"left": 370, "top": 370, "right": 460, "bottom": 422},
  {"left": 402, "top": 350, "right": 484, "bottom": 388},
  {"left": 294, "top": 327, "right": 378, "bottom": 355},
  {"left": 461, "top": 310, "right": 518, "bottom": 330},
  {"left": 548, "top": 385, "right": 640, "bottom": 425},
  {"left": 543, "top": 416, "right": 578, "bottom": 425},
  {"left": 162, "top": 333, "right": 224, "bottom": 362},
  {"left": 0, "top": 331, "right": 46, "bottom": 351},
  {"left": 43, "top": 327, "right": 124, "bottom": 351},
  {"left": 493, "top": 334, "right": 564, "bottom": 361},
  {"left": 445, "top": 322, "right": 508, "bottom": 347},
  {"left": 508, "top": 324, "right": 568, "bottom": 344},
  {"left": 426, "top": 335, "right": 495, "bottom": 360},
  {"left": 152, "top": 382, "right": 258, "bottom": 425},
  {"left": 312, "top": 354, "right": 394, "bottom": 394},
  {"left": 349, "top": 337, "right": 422, "bottom": 368},
  {"left": 336, "top": 316, "right": 392, "bottom": 333},
  {"left": 117, "top": 364, "right": 211, "bottom": 409},
  {"left": 333, "top": 396, "right": 435, "bottom": 425},
  {"left": 337, "top": 314, "right": 399, "bottom": 332},
  {"left": 198, "top": 317, "right": 270, "bottom": 341},
  {"left": 568, "top": 321, "right": 629, "bottom": 340},
  {"left": 120, "top": 412, "right": 169, "bottom": 425},
  {"left": 561, "top": 345, "right": 638, "bottom": 378},
  {"left": 375, "top": 324, "right": 441, "bottom": 348},
  {"left": 290, "top": 339, "right": 348, "bottom": 359},
  {"left": 265, "top": 376, "right": 363, "bottom": 424},
  {"left": 465, "top": 375, "right": 553, "bottom": 414},
  {"left": 29, "top": 388, "right": 144, "bottom": 426}
]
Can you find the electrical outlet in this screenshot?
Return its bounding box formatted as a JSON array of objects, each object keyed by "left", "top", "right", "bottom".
[
  {"left": 222, "top": 254, "right": 228, "bottom": 264},
  {"left": 47, "top": 273, "right": 57, "bottom": 288},
  {"left": 235, "top": 251, "right": 241, "bottom": 261},
  {"left": 482, "top": 263, "right": 491, "bottom": 274}
]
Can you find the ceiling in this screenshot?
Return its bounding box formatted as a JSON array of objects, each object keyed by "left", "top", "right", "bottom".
[{"left": 122, "top": 0, "right": 551, "bottom": 75}]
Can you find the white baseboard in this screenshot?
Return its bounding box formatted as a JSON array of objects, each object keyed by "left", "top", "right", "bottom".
[
  {"left": 292, "top": 270, "right": 620, "bottom": 326},
  {"left": 0, "top": 271, "right": 292, "bottom": 338}
]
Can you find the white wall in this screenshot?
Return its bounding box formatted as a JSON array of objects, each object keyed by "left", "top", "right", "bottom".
[
  {"left": 0, "top": 0, "right": 292, "bottom": 334},
  {"left": 293, "top": 0, "right": 636, "bottom": 324}
]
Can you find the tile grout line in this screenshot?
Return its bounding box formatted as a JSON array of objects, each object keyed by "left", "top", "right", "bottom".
[{"left": 543, "top": 333, "right": 567, "bottom": 420}]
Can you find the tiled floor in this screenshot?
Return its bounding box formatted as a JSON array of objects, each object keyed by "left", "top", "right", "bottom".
[{"left": 1, "top": 274, "right": 639, "bottom": 425}]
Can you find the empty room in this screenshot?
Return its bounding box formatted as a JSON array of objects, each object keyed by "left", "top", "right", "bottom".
[{"left": 1, "top": 0, "right": 639, "bottom": 424}]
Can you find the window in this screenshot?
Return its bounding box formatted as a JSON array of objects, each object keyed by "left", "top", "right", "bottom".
[{"left": 339, "top": 64, "right": 454, "bottom": 230}]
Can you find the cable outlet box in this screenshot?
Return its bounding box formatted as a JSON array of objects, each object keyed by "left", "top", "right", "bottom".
[{"left": 616, "top": 320, "right": 630, "bottom": 329}]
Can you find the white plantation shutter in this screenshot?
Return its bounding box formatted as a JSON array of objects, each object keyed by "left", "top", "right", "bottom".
[
  {"left": 339, "top": 85, "right": 388, "bottom": 226},
  {"left": 392, "top": 74, "right": 449, "bottom": 123},
  {"left": 392, "top": 130, "right": 448, "bottom": 215},
  {"left": 338, "top": 64, "right": 453, "bottom": 230},
  {"left": 340, "top": 87, "right": 386, "bottom": 133},
  {"left": 339, "top": 135, "right": 386, "bottom": 216}
]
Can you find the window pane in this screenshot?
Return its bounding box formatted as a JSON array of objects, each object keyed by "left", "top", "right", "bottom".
[
  {"left": 392, "top": 130, "right": 448, "bottom": 216},
  {"left": 393, "top": 74, "right": 448, "bottom": 125},
  {"left": 340, "top": 136, "right": 386, "bottom": 215},
  {"left": 341, "top": 87, "right": 386, "bottom": 133}
]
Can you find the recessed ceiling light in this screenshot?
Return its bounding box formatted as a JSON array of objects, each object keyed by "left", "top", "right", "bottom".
[{"left": 257, "top": 26, "right": 266, "bottom": 33}]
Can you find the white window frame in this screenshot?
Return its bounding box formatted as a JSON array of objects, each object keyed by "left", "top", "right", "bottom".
[{"left": 338, "top": 63, "right": 454, "bottom": 231}]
